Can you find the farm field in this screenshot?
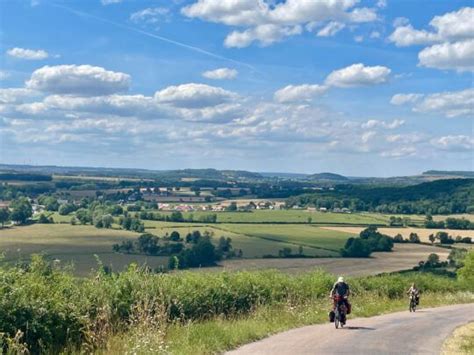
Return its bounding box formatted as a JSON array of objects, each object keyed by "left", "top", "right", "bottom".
[
  {"left": 142, "top": 220, "right": 328, "bottom": 257},
  {"left": 218, "top": 223, "right": 355, "bottom": 253},
  {"left": 0, "top": 224, "right": 168, "bottom": 276},
  {"left": 146, "top": 209, "right": 393, "bottom": 225},
  {"left": 203, "top": 244, "right": 450, "bottom": 275},
  {"left": 320, "top": 226, "right": 474, "bottom": 243}
]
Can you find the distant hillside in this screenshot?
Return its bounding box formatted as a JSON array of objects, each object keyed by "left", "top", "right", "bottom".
[
  {"left": 423, "top": 170, "right": 474, "bottom": 178},
  {"left": 287, "top": 178, "right": 474, "bottom": 214},
  {"left": 308, "top": 172, "right": 349, "bottom": 181}
]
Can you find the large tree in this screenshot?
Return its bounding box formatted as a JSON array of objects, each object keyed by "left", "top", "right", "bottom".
[{"left": 10, "top": 198, "right": 33, "bottom": 224}]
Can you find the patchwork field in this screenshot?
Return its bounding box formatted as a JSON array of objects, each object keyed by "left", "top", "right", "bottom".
[
  {"left": 203, "top": 244, "right": 451, "bottom": 276},
  {"left": 0, "top": 224, "right": 171, "bottom": 276},
  {"left": 147, "top": 210, "right": 393, "bottom": 225},
  {"left": 320, "top": 226, "right": 474, "bottom": 243}
]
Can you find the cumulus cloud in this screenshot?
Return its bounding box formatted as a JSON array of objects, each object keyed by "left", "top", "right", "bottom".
[
  {"left": 317, "top": 22, "right": 345, "bottom": 37},
  {"left": 274, "top": 84, "right": 327, "bottom": 103},
  {"left": 7, "top": 47, "right": 49, "bottom": 60},
  {"left": 130, "top": 7, "right": 169, "bottom": 24},
  {"left": 431, "top": 135, "right": 473, "bottom": 152},
  {"left": 325, "top": 63, "right": 391, "bottom": 88},
  {"left": 0, "top": 71, "right": 10, "bottom": 80},
  {"left": 224, "top": 24, "right": 302, "bottom": 48},
  {"left": 154, "top": 83, "right": 238, "bottom": 108},
  {"left": 390, "top": 93, "right": 424, "bottom": 105},
  {"left": 413, "top": 88, "right": 474, "bottom": 118},
  {"left": 0, "top": 88, "right": 38, "bottom": 104},
  {"left": 418, "top": 39, "right": 474, "bottom": 72},
  {"left": 182, "top": 0, "right": 379, "bottom": 47},
  {"left": 202, "top": 67, "right": 238, "bottom": 80},
  {"left": 388, "top": 7, "right": 474, "bottom": 72},
  {"left": 26, "top": 65, "right": 131, "bottom": 96}
]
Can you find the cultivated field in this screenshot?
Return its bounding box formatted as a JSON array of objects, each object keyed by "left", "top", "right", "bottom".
[
  {"left": 203, "top": 244, "right": 450, "bottom": 275},
  {"left": 147, "top": 209, "right": 391, "bottom": 225},
  {"left": 0, "top": 224, "right": 168, "bottom": 276},
  {"left": 218, "top": 223, "right": 354, "bottom": 254},
  {"left": 320, "top": 226, "right": 474, "bottom": 243}
]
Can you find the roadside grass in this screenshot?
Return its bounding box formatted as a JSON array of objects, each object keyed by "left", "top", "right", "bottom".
[
  {"left": 442, "top": 322, "right": 474, "bottom": 354},
  {"left": 109, "top": 292, "right": 474, "bottom": 355}
]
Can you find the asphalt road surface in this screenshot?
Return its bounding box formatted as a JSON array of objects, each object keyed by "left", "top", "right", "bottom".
[{"left": 227, "top": 303, "right": 474, "bottom": 355}]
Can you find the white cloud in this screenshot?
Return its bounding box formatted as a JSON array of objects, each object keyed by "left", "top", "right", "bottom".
[
  {"left": 7, "top": 47, "right": 49, "bottom": 60},
  {"left": 154, "top": 83, "right": 238, "bottom": 108},
  {"left": 182, "top": 0, "right": 379, "bottom": 47},
  {"left": 376, "top": 0, "right": 387, "bottom": 9},
  {"left": 202, "top": 67, "right": 238, "bottom": 80},
  {"left": 224, "top": 24, "right": 302, "bottom": 48},
  {"left": 380, "top": 146, "right": 416, "bottom": 158},
  {"left": 274, "top": 84, "right": 327, "bottom": 103},
  {"left": 413, "top": 88, "right": 474, "bottom": 118},
  {"left": 26, "top": 65, "right": 131, "bottom": 96},
  {"left": 361, "top": 119, "right": 404, "bottom": 129},
  {"left": 388, "top": 7, "right": 474, "bottom": 72},
  {"left": 0, "top": 71, "right": 10, "bottom": 80},
  {"left": 361, "top": 131, "right": 376, "bottom": 143},
  {"left": 390, "top": 93, "right": 423, "bottom": 105},
  {"left": 370, "top": 31, "right": 381, "bottom": 39},
  {"left": 317, "top": 22, "right": 345, "bottom": 37},
  {"left": 325, "top": 63, "right": 391, "bottom": 88},
  {"left": 0, "top": 88, "right": 38, "bottom": 104},
  {"left": 418, "top": 39, "right": 474, "bottom": 72},
  {"left": 130, "top": 7, "right": 169, "bottom": 24},
  {"left": 431, "top": 135, "right": 473, "bottom": 151},
  {"left": 393, "top": 17, "right": 409, "bottom": 27},
  {"left": 388, "top": 25, "right": 439, "bottom": 47},
  {"left": 354, "top": 35, "right": 364, "bottom": 43}
]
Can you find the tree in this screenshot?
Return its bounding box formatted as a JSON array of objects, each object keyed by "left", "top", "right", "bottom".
[
  {"left": 426, "top": 253, "right": 440, "bottom": 267},
  {"left": 38, "top": 214, "right": 53, "bottom": 224},
  {"left": 10, "top": 198, "right": 32, "bottom": 224},
  {"left": 75, "top": 208, "right": 92, "bottom": 224},
  {"left": 0, "top": 208, "right": 9, "bottom": 227},
  {"left": 457, "top": 251, "right": 474, "bottom": 285},
  {"left": 428, "top": 234, "right": 435, "bottom": 244},
  {"left": 393, "top": 234, "right": 404, "bottom": 243},
  {"left": 170, "top": 231, "right": 181, "bottom": 241},
  {"left": 59, "top": 203, "right": 77, "bottom": 216},
  {"left": 341, "top": 238, "right": 371, "bottom": 257},
  {"left": 408, "top": 233, "right": 420, "bottom": 243},
  {"left": 226, "top": 202, "right": 237, "bottom": 212}
]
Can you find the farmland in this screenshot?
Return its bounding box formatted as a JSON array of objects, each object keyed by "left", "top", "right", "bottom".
[{"left": 145, "top": 209, "right": 400, "bottom": 225}]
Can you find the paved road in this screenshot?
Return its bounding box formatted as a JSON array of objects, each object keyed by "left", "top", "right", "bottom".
[{"left": 227, "top": 304, "right": 474, "bottom": 355}]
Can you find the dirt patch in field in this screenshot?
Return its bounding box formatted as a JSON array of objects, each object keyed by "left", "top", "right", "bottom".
[
  {"left": 201, "top": 244, "right": 449, "bottom": 276},
  {"left": 320, "top": 226, "right": 474, "bottom": 243}
]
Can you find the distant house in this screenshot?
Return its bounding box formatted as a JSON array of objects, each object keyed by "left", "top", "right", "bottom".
[
  {"left": 341, "top": 208, "right": 351, "bottom": 214},
  {"left": 57, "top": 199, "right": 68, "bottom": 205},
  {"left": 174, "top": 204, "right": 194, "bottom": 212},
  {"left": 307, "top": 207, "right": 316, "bottom": 212},
  {"left": 319, "top": 207, "right": 328, "bottom": 212}
]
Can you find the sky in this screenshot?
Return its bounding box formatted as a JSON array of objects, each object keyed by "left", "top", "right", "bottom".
[{"left": 0, "top": 0, "right": 473, "bottom": 177}]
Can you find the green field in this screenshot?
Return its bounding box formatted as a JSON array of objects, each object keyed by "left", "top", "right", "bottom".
[
  {"left": 218, "top": 223, "right": 354, "bottom": 253},
  {"left": 0, "top": 224, "right": 169, "bottom": 276},
  {"left": 147, "top": 209, "right": 394, "bottom": 225}
]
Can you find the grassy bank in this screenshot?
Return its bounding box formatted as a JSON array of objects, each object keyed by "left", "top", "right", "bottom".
[
  {"left": 442, "top": 322, "right": 474, "bottom": 354},
  {"left": 1, "top": 256, "right": 473, "bottom": 354}
]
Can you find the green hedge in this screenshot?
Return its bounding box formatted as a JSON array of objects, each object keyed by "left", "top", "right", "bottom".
[{"left": 0, "top": 255, "right": 472, "bottom": 353}]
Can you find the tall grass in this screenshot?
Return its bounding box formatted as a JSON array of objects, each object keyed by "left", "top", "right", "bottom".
[{"left": 1, "top": 255, "right": 472, "bottom": 353}]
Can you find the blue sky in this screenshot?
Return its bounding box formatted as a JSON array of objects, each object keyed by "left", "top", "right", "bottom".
[{"left": 0, "top": 0, "right": 472, "bottom": 176}]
